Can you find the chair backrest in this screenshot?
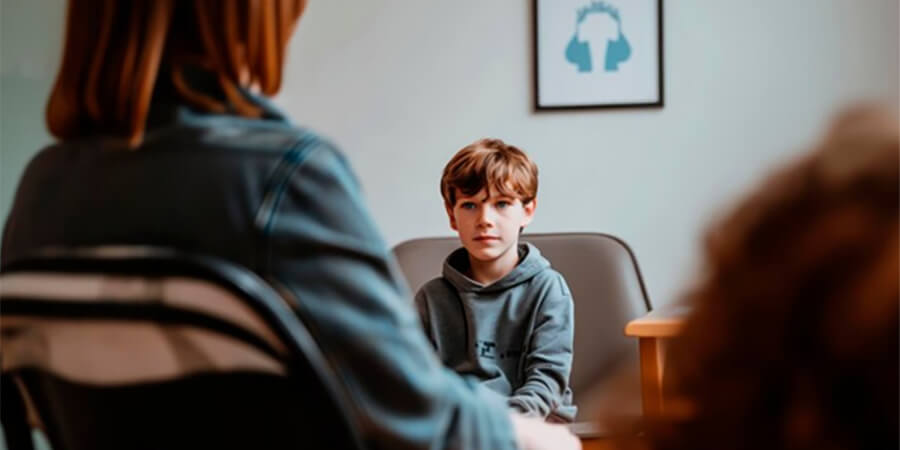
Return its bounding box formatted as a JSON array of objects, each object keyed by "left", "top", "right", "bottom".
[
  {"left": 392, "top": 233, "right": 652, "bottom": 417},
  {"left": 0, "top": 247, "right": 364, "bottom": 450}
]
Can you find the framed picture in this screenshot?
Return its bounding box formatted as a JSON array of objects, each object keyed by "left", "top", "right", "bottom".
[{"left": 533, "top": 0, "right": 664, "bottom": 110}]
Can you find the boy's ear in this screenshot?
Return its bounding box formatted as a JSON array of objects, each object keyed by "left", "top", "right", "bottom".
[
  {"left": 445, "top": 203, "right": 458, "bottom": 231},
  {"left": 521, "top": 199, "right": 537, "bottom": 227}
]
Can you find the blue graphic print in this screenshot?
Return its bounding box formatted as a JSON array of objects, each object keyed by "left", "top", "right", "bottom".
[{"left": 565, "top": 1, "right": 631, "bottom": 73}]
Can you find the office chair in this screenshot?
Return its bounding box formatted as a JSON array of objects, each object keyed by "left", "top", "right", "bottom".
[
  {"left": 0, "top": 247, "right": 364, "bottom": 450},
  {"left": 392, "top": 232, "right": 652, "bottom": 420}
]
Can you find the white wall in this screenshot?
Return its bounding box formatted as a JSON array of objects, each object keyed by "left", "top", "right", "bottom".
[
  {"left": 2, "top": 0, "right": 898, "bottom": 306},
  {"left": 280, "top": 0, "right": 899, "bottom": 305},
  {"left": 0, "top": 0, "right": 64, "bottom": 222}
]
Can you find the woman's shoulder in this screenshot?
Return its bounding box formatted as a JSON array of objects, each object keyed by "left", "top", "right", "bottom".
[{"left": 160, "top": 115, "right": 340, "bottom": 159}]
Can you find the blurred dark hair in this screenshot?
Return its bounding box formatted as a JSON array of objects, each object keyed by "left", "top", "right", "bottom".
[{"left": 653, "top": 105, "right": 899, "bottom": 450}]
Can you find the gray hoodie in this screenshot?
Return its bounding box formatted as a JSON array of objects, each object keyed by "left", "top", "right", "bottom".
[{"left": 415, "top": 242, "right": 577, "bottom": 421}]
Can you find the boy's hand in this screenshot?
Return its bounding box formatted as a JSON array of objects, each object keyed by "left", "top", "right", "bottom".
[{"left": 510, "top": 413, "right": 582, "bottom": 450}]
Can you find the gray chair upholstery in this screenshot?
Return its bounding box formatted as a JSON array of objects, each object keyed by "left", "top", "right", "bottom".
[{"left": 392, "top": 232, "right": 652, "bottom": 419}]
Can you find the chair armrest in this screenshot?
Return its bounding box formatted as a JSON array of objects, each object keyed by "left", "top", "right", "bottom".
[{"left": 624, "top": 303, "right": 691, "bottom": 338}]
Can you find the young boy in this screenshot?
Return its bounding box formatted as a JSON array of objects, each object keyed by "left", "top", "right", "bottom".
[{"left": 415, "top": 138, "right": 577, "bottom": 422}]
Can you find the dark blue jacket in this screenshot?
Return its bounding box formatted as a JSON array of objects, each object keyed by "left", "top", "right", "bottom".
[{"left": 1, "top": 86, "right": 518, "bottom": 450}]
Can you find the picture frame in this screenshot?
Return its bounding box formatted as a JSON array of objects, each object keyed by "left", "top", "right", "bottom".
[{"left": 533, "top": 0, "right": 664, "bottom": 110}]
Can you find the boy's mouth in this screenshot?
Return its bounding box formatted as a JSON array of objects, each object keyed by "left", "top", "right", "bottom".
[{"left": 473, "top": 236, "right": 500, "bottom": 242}]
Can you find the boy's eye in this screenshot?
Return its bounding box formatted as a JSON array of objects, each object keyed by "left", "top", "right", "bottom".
[
  {"left": 460, "top": 202, "right": 476, "bottom": 210},
  {"left": 496, "top": 201, "right": 510, "bottom": 209}
]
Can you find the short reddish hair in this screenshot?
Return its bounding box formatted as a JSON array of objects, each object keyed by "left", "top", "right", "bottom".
[{"left": 440, "top": 138, "right": 538, "bottom": 208}]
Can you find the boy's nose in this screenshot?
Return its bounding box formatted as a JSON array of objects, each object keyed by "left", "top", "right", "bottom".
[{"left": 476, "top": 208, "right": 495, "bottom": 227}]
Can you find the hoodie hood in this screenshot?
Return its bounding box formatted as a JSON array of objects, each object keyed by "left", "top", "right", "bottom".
[{"left": 442, "top": 242, "right": 550, "bottom": 294}]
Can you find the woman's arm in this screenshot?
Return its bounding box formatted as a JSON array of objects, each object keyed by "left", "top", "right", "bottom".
[{"left": 263, "top": 140, "right": 518, "bottom": 449}]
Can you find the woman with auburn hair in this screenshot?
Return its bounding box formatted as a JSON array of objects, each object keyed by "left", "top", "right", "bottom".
[
  {"left": 1, "top": 1, "right": 579, "bottom": 449},
  {"left": 650, "top": 106, "right": 898, "bottom": 450}
]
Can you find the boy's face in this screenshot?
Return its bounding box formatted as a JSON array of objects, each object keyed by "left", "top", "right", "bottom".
[{"left": 446, "top": 188, "right": 536, "bottom": 263}]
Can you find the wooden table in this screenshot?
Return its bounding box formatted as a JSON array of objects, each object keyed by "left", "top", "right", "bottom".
[
  {"left": 624, "top": 302, "right": 690, "bottom": 416},
  {"left": 580, "top": 437, "right": 617, "bottom": 450},
  {"left": 572, "top": 418, "right": 643, "bottom": 449},
  {"left": 570, "top": 421, "right": 622, "bottom": 449}
]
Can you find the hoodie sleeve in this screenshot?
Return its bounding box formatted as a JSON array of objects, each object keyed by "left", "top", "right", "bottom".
[{"left": 508, "top": 273, "right": 576, "bottom": 421}]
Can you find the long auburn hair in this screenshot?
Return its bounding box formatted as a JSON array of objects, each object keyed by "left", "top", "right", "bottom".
[
  {"left": 652, "top": 106, "right": 899, "bottom": 450},
  {"left": 46, "top": 0, "right": 306, "bottom": 146}
]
